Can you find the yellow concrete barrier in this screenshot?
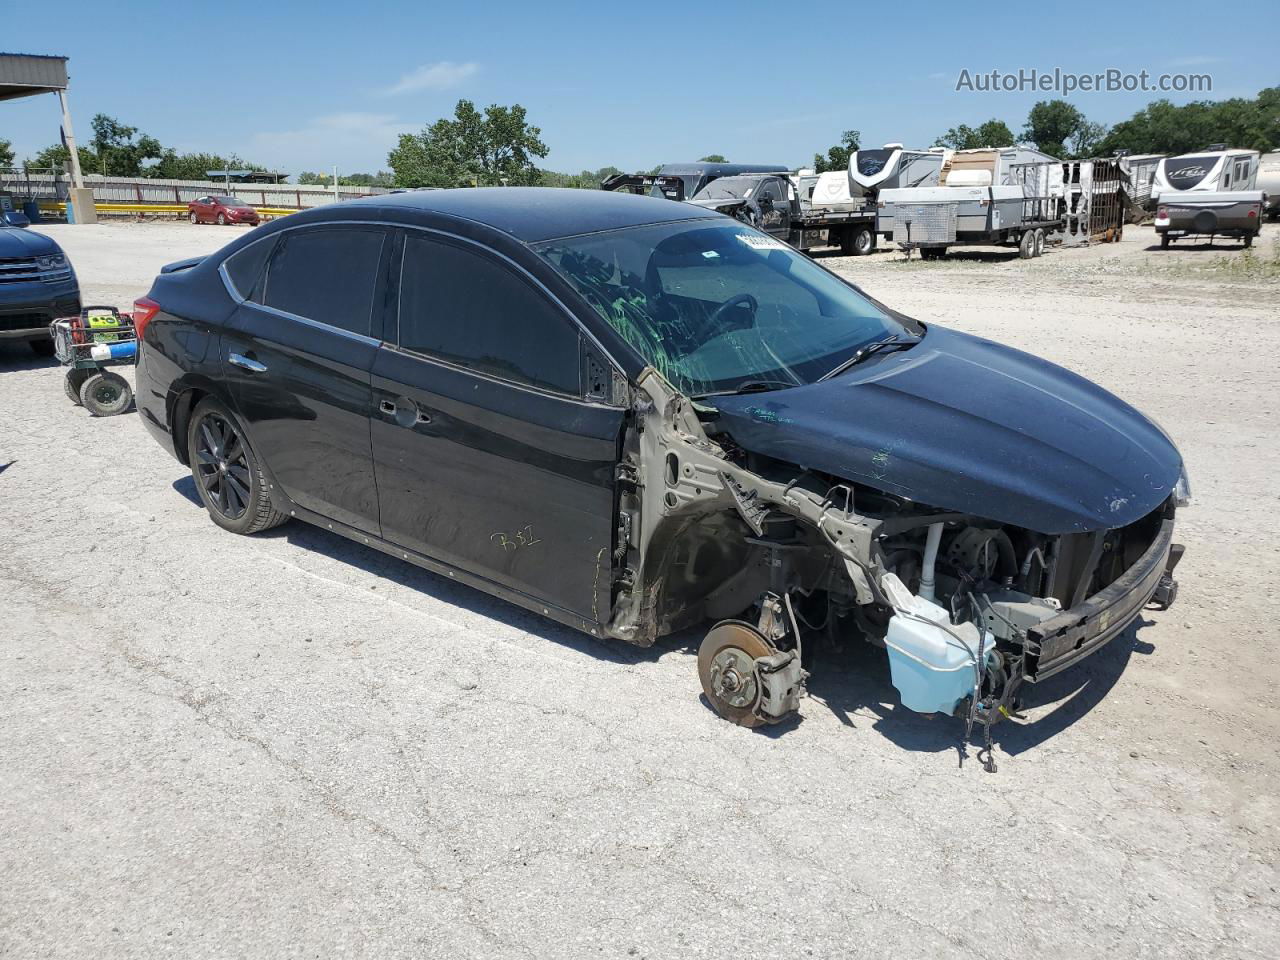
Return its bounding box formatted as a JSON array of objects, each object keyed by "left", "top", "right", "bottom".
[{"left": 38, "top": 202, "right": 299, "bottom": 219}]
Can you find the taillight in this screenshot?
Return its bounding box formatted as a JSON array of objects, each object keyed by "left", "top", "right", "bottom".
[
  {"left": 1157, "top": 206, "right": 1168, "bottom": 219},
  {"left": 132, "top": 296, "right": 160, "bottom": 341},
  {"left": 1247, "top": 209, "right": 1257, "bottom": 218}
]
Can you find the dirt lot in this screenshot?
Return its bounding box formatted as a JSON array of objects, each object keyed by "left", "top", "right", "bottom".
[{"left": 2, "top": 219, "right": 1277, "bottom": 959}]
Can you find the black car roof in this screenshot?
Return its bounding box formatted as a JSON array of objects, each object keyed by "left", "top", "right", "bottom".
[{"left": 342, "top": 187, "right": 721, "bottom": 243}]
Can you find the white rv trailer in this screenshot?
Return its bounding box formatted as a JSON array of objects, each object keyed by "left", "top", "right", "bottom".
[
  {"left": 1119, "top": 153, "right": 1165, "bottom": 210},
  {"left": 1256, "top": 151, "right": 1280, "bottom": 219},
  {"left": 848, "top": 144, "right": 949, "bottom": 238},
  {"left": 1151, "top": 148, "right": 1263, "bottom": 247},
  {"left": 877, "top": 146, "right": 1065, "bottom": 260}
]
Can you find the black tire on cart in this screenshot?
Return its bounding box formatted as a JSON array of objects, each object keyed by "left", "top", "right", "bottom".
[
  {"left": 64, "top": 368, "right": 89, "bottom": 405},
  {"left": 29, "top": 337, "right": 56, "bottom": 357},
  {"left": 920, "top": 246, "right": 946, "bottom": 261},
  {"left": 186, "top": 396, "right": 288, "bottom": 535},
  {"left": 79, "top": 371, "right": 133, "bottom": 417},
  {"left": 1033, "top": 228, "right": 1045, "bottom": 257},
  {"left": 1018, "top": 231, "right": 1035, "bottom": 259}
]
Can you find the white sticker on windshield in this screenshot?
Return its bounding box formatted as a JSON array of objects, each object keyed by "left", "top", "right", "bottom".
[
  {"left": 701, "top": 250, "right": 720, "bottom": 258},
  {"left": 736, "top": 233, "right": 788, "bottom": 251}
]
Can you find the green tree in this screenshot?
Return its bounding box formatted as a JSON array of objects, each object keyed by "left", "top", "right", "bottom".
[
  {"left": 87, "top": 114, "right": 163, "bottom": 175},
  {"left": 540, "top": 166, "right": 623, "bottom": 189},
  {"left": 934, "top": 119, "right": 1015, "bottom": 150},
  {"left": 698, "top": 154, "right": 727, "bottom": 163},
  {"left": 1097, "top": 88, "right": 1280, "bottom": 155},
  {"left": 0, "top": 139, "right": 13, "bottom": 168},
  {"left": 812, "top": 130, "right": 860, "bottom": 173},
  {"left": 149, "top": 151, "right": 265, "bottom": 180},
  {"left": 388, "top": 99, "right": 548, "bottom": 188},
  {"left": 1022, "top": 100, "right": 1084, "bottom": 159},
  {"left": 28, "top": 142, "right": 97, "bottom": 174},
  {"left": 1068, "top": 119, "right": 1109, "bottom": 159},
  {"left": 29, "top": 113, "right": 164, "bottom": 176}
]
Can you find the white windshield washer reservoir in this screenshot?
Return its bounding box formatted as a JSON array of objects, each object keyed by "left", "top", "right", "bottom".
[{"left": 880, "top": 573, "right": 992, "bottom": 715}]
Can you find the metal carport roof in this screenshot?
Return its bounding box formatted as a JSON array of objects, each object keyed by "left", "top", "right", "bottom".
[{"left": 0, "top": 53, "right": 68, "bottom": 102}]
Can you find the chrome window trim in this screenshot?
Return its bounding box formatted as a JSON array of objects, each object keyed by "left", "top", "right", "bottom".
[{"left": 217, "top": 216, "right": 630, "bottom": 386}]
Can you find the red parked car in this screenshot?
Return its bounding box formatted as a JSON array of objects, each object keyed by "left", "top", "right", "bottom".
[{"left": 187, "top": 195, "right": 260, "bottom": 226}]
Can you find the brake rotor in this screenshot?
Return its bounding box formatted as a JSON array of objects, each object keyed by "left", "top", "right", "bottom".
[{"left": 697, "top": 620, "right": 773, "bottom": 728}]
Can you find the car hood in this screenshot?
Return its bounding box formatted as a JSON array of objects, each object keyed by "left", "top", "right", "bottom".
[
  {"left": 0, "top": 226, "right": 59, "bottom": 257},
  {"left": 710, "top": 325, "right": 1182, "bottom": 534}
]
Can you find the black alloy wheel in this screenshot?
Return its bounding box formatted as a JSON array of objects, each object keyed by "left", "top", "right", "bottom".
[
  {"left": 186, "top": 397, "right": 288, "bottom": 534},
  {"left": 194, "top": 411, "right": 252, "bottom": 521}
]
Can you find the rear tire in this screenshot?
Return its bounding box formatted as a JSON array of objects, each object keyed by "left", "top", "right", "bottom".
[
  {"left": 1160, "top": 234, "right": 1171, "bottom": 249},
  {"left": 187, "top": 397, "right": 288, "bottom": 535},
  {"left": 216, "top": 212, "right": 226, "bottom": 225},
  {"left": 64, "top": 368, "right": 89, "bottom": 404},
  {"left": 1033, "top": 228, "right": 1045, "bottom": 257},
  {"left": 1018, "top": 232, "right": 1035, "bottom": 259},
  {"left": 920, "top": 246, "right": 946, "bottom": 261},
  {"left": 1244, "top": 233, "right": 1254, "bottom": 248},
  {"left": 79, "top": 371, "right": 133, "bottom": 417},
  {"left": 29, "top": 338, "right": 55, "bottom": 357},
  {"left": 844, "top": 226, "right": 875, "bottom": 256}
]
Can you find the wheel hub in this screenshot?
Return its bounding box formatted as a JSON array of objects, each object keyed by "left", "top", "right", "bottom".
[{"left": 709, "top": 647, "right": 759, "bottom": 709}]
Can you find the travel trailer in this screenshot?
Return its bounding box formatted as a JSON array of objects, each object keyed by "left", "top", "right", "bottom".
[
  {"left": 1120, "top": 153, "right": 1166, "bottom": 211},
  {"left": 877, "top": 146, "right": 1065, "bottom": 259},
  {"left": 849, "top": 144, "right": 949, "bottom": 238},
  {"left": 1256, "top": 151, "right": 1280, "bottom": 219},
  {"left": 1151, "top": 148, "right": 1263, "bottom": 247}
]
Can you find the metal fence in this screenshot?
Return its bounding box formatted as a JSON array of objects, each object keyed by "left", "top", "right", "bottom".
[{"left": 0, "top": 169, "right": 390, "bottom": 209}]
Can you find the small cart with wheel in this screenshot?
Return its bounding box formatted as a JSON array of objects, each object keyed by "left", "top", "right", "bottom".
[{"left": 50, "top": 306, "right": 138, "bottom": 417}]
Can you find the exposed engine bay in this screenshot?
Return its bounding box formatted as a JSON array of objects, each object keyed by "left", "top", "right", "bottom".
[{"left": 605, "top": 371, "right": 1184, "bottom": 761}]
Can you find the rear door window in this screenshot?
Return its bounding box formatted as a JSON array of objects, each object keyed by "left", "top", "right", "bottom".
[
  {"left": 263, "top": 226, "right": 386, "bottom": 337},
  {"left": 398, "top": 235, "right": 581, "bottom": 395}
]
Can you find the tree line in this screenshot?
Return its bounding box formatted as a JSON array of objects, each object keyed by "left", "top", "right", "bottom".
[{"left": 6, "top": 87, "right": 1275, "bottom": 188}]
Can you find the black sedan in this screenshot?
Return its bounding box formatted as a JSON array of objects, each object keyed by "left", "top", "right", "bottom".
[{"left": 135, "top": 188, "right": 1187, "bottom": 732}]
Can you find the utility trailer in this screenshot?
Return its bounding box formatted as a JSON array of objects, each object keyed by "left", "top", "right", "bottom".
[
  {"left": 1152, "top": 148, "right": 1265, "bottom": 247},
  {"left": 879, "top": 147, "right": 1065, "bottom": 260},
  {"left": 683, "top": 172, "right": 881, "bottom": 255}
]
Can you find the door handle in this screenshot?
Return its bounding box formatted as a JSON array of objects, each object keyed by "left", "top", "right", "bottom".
[
  {"left": 379, "top": 398, "right": 431, "bottom": 427},
  {"left": 229, "top": 352, "right": 267, "bottom": 373},
  {"left": 379, "top": 399, "right": 397, "bottom": 415}
]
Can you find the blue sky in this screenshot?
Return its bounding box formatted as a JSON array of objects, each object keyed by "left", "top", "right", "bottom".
[{"left": 3, "top": 0, "right": 1277, "bottom": 179}]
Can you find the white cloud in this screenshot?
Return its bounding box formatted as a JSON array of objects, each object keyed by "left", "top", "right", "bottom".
[
  {"left": 249, "top": 113, "right": 416, "bottom": 175},
  {"left": 382, "top": 61, "right": 479, "bottom": 96}
]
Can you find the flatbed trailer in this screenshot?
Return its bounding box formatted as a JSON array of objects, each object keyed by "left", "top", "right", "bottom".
[{"left": 881, "top": 188, "right": 1065, "bottom": 260}]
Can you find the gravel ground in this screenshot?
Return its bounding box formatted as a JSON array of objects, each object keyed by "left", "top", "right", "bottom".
[{"left": 2, "top": 218, "right": 1277, "bottom": 959}]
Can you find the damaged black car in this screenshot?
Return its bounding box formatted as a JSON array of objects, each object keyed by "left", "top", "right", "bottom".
[{"left": 134, "top": 188, "right": 1187, "bottom": 736}]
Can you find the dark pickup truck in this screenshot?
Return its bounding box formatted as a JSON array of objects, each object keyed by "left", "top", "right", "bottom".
[{"left": 686, "top": 173, "right": 879, "bottom": 256}]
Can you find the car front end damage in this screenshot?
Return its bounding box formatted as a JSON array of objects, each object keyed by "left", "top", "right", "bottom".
[{"left": 602, "top": 367, "right": 1186, "bottom": 741}]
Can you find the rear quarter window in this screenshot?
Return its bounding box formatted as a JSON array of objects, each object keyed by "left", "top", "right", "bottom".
[{"left": 223, "top": 237, "right": 277, "bottom": 301}]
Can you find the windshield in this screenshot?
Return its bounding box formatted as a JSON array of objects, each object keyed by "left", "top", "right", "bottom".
[
  {"left": 214, "top": 196, "right": 248, "bottom": 206},
  {"left": 535, "top": 221, "right": 917, "bottom": 396},
  {"left": 693, "top": 177, "right": 759, "bottom": 200}
]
